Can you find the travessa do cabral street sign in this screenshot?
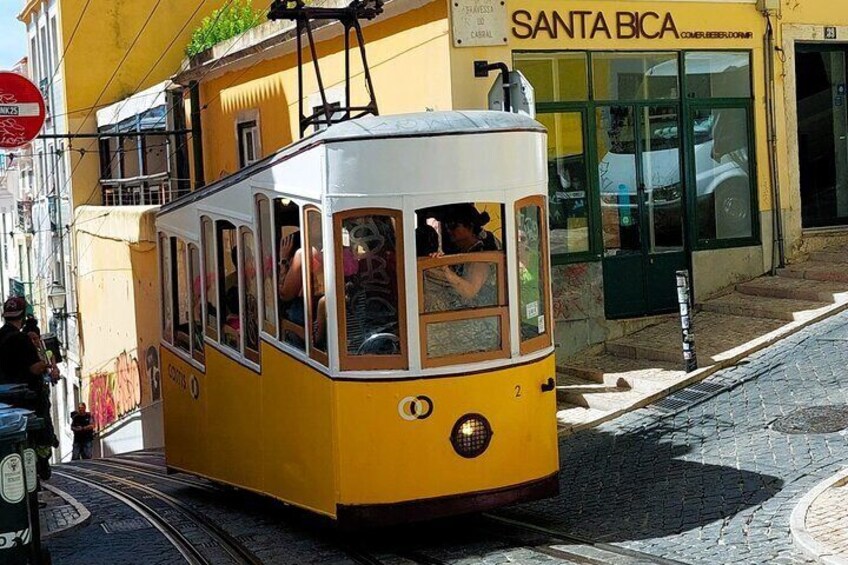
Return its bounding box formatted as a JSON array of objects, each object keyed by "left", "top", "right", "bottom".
[{"left": 0, "top": 72, "right": 46, "bottom": 149}]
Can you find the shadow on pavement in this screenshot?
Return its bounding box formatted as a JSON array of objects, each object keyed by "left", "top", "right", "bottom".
[{"left": 501, "top": 422, "right": 784, "bottom": 543}]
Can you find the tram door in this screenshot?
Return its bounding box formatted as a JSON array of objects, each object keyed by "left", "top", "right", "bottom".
[{"left": 597, "top": 104, "right": 687, "bottom": 319}]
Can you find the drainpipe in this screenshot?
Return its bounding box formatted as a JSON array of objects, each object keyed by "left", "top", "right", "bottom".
[
  {"left": 189, "top": 81, "right": 206, "bottom": 190},
  {"left": 764, "top": 13, "right": 786, "bottom": 273}
]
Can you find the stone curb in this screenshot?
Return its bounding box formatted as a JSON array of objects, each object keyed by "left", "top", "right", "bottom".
[
  {"left": 560, "top": 299, "right": 848, "bottom": 436},
  {"left": 41, "top": 482, "right": 91, "bottom": 539},
  {"left": 791, "top": 468, "right": 848, "bottom": 565}
]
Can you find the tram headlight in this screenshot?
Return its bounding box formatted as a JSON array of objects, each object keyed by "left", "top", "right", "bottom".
[{"left": 450, "top": 414, "right": 492, "bottom": 458}]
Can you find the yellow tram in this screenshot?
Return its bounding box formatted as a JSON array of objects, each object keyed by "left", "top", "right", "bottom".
[{"left": 156, "top": 111, "right": 559, "bottom": 526}]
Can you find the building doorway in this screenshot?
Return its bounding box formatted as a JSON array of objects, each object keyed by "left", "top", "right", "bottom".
[
  {"left": 796, "top": 45, "right": 848, "bottom": 229},
  {"left": 598, "top": 104, "right": 686, "bottom": 318}
]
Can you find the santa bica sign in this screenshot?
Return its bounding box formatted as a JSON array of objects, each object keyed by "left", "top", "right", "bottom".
[
  {"left": 0, "top": 72, "right": 46, "bottom": 149},
  {"left": 512, "top": 10, "right": 754, "bottom": 41}
]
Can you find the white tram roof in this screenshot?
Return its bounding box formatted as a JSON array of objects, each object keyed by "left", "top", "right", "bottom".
[{"left": 158, "top": 110, "right": 546, "bottom": 223}]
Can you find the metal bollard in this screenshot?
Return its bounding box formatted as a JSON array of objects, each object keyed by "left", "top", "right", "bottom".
[{"left": 676, "top": 270, "right": 698, "bottom": 373}]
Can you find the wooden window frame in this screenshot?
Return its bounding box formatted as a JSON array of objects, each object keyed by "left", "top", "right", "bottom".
[
  {"left": 420, "top": 306, "right": 510, "bottom": 368},
  {"left": 333, "top": 208, "right": 408, "bottom": 372},
  {"left": 188, "top": 243, "right": 206, "bottom": 365},
  {"left": 240, "top": 227, "right": 261, "bottom": 365},
  {"left": 159, "top": 233, "right": 173, "bottom": 345},
  {"left": 417, "top": 252, "right": 510, "bottom": 369},
  {"left": 216, "top": 220, "right": 240, "bottom": 353},
  {"left": 174, "top": 239, "right": 191, "bottom": 355},
  {"left": 255, "top": 195, "right": 278, "bottom": 337},
  {"left": 201, "top": 217, "right": 219, "bottom": 342},
  {"left": 515, "top": 195, "right": 553, "bottom": 355},
  {"left": 304, "top": 206, "right": 328, "bottom": 366}
]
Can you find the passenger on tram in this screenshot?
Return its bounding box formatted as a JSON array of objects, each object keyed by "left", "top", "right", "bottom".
[{"left": 222, "top": 286, "right": 241, "bottom": 349}]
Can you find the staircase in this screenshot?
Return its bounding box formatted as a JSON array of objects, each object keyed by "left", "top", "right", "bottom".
[{"left": 557, "top": 246, "right": 848, "bottom": 433}]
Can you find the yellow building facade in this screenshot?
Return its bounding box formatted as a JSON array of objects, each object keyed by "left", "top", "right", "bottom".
[
  {"left": 176, "top": 0, "right": 848, "bottom": 357},
  {"left": 18, "top": 0, "right": 227, "bottom": 455}
]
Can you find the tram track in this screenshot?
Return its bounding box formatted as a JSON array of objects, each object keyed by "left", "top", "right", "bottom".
[{"left": 54, "top": 467, "right": 262, "bottom": 565}]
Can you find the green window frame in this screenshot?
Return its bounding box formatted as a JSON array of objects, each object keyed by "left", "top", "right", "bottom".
[{"left": 514, "top": 49, "right": 759, "bottom": 263}]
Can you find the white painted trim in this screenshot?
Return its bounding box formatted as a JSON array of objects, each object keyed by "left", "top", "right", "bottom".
[
  {"left": 791, "top": 468, "right": 848, "bottom": 565},
  {"left": 160, "top": 341, "right": 205, "bottom": 373}
]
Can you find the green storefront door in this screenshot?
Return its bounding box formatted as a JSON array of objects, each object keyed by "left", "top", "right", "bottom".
[{"left": 597, "top": 104, "right": 687, "bottom": 319}]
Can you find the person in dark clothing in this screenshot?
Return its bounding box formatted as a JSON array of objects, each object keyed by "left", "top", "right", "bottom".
[
  {"left": 0, "top": 297, "right": 47, "bottom": 405},
  {"left": 71, "top": 403, "right": 94, "bottom": 460}
]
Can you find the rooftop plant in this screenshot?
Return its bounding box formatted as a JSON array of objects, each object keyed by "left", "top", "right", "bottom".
[{"left": 185, "top": 0, "right": 266, "bottom": 58}]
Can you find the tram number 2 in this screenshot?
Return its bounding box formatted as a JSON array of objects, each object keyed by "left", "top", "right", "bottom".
[{"left": 514, "top": 385, "right": 522, "bottom": 398}]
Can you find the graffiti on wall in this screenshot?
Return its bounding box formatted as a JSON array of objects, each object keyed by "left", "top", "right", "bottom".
[{"left": 87, "top": 351, "right": 142, "bottom": 431}]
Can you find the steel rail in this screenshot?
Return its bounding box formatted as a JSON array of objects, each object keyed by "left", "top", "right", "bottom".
[
  {"left": 54, "top": 470, "right": 208, "bottom": 565},
  {"left": 63, "top": 466, "right": 262, "bottom": 565}
]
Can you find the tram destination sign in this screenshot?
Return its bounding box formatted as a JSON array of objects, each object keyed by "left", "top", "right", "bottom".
[
  {"left": 511, "top": 10, "right": 754, "bottom": 41},
  {"left": 0, "top": 72, "right": 46, "bottom": 149}
]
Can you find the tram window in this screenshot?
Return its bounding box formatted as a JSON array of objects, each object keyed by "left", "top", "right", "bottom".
[
  {"left": 256, "top": 196, "right": 277, "bottom": 337},
  {"left": 189, "top": 244, "right": 205, "bottom": 364},
  {"left": 241, "top": 228, "right": 261, "bottom": 364},
  {"left": 516, "top": 197, "right": 552, "bottom": 354},
  {"left": 334, "top": 209, "right": 407, "bottom": 371},
  {"left": 217, "top": 221, "right": 241, "bottom": 352},
  {"left": 174, "top": 239, "right": 191, "bottom": 354},
  {"left": 201, "top": 217, "right": 219, "bottom": 342},
  {"left": 416, "top": 203, "right": 509, "bottom": 367},
  {"left": 276, "top": 199, "right": 306, "bottom": 351},
  {"left": 305, "top": 207, "right": 328, "bottom": 365},
  {"left": 160, "top": 234, "right": 173, "bottom": 345}
]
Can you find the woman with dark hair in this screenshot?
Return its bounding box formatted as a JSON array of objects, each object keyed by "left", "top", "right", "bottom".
[{"left": 436, "top": 205, "right": 499, "bottom": 306}]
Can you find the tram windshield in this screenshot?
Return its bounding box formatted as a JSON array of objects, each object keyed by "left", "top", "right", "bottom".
[{"left": 416, "top": 203, "right": 509, "bottom": 367}]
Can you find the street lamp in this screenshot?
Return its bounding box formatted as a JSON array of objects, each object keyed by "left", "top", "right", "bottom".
[{"left": 47, "top": 281, "right": 75, "bottom": 320}]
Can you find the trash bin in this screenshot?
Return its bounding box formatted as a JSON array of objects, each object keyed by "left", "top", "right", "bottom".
[{"left": 0, "top": 407, "right": 32, "bottom": 563}]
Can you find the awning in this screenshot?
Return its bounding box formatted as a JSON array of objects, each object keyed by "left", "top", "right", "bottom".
[{"left": 96, "top": 81, "right": 172, "bottom": 132}]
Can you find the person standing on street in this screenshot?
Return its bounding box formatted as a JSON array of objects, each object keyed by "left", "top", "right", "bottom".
[
  {"left": 71, "top": 403, "right": 94, "bottom": 460},
  {"left": 0, "top": 297, "right": 48, "bottom": 406}
]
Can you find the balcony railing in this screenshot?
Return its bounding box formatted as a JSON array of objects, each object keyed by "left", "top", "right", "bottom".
[
  {"left": 100, "top": 173, "right": 180, "bottom": 206},
  {"left": 17, "top": 200, "right": 33, "bottom": 233}
]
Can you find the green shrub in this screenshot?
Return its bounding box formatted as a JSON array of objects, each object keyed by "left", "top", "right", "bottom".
[{"left": 185, "top": 0, "right": 266, "bottom": 58}]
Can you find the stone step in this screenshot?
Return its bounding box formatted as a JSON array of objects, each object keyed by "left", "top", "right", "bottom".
[
  {"left": 700, "top": 292, "right": 831, "bottom": 322},
  {"left": 558, "top": 354, "right": 684, "bottom": 393},
  {"left": 777, "top": 261, "right": 848, "bottom": 284},
  {"left": 556, "top": 402, "right": 610, "bottom": 433},
  {"left": 555, "top": 374, "right": 630, "bottom": 411},
  {"left": 606, "top": 311, "right": 784, "bottom": 365},
  {"left": 810, "top": 248, "right": 848, "bottom": 263},
  {"left": 737, "top": 276, "right": 848, "bottom": 304}
]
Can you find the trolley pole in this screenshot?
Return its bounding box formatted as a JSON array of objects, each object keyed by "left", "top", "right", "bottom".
[{"left": 676, "top": 270, "right": 698, "bottom": 373}]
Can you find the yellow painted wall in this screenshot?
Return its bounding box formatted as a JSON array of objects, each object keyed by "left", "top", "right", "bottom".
[
  {"left": 199, "top": 1, "right": 452, "bottom": 180},
  {"left": 75, "top": 207, "right": 161, "bottom": 442},
  {"left": 30, "top": 0, "right": 230, "bottom": 207}
]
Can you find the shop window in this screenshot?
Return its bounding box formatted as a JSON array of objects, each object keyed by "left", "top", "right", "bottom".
[
  {"left": 160, "top": 234, "right": 173, "bottom": 345},
  {"left": 241, "top": 228, "right": 260, "bottom": 364},
  {"left": 174, "top": 239, "right": 191, "bottom": 354},
  {"left": 201, "top": 217, "right": 218, "bottom": 341},
  {"left": 416, "top": 203, "right": 509, "bottom": 368},
  {"left": 692, "top": 107, "right": 754, "bottom": 242},
  {"left": 592, "top": 52, "right": 679, "bottom": 101},
  {"left": 189, "top": 244, "right": 205, "bottom": 364},
  {"left": 516, "top": 197, "right": 552, "bottom": 354},
  {"left": 276, "top": 199, "right": 306, "bottom": 351},
  {"left": 536, "top": 112, "right": 590, "bottom": 257},
  {"left": 335, "top": 209, "right": 407, "bottom": 371},
  {"left": 304, "top": 207, "right": 328, "bottom": 365},
  {"left": 513, "top": 52, "right": 588, "bottom": 102},
  {"left": 256, "top": 196, "right": 277, "bottom": 337},
  {"left": 217, "top": 221, "right": 240, "bottom": 352},
  {"left": 685, "top": 52, "right": 751, "bottom": 99}
]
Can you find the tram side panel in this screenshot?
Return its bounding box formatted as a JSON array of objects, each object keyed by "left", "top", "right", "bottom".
[
  {"left": 332, "top": 354, "right": 559, "bottom": 522},
  {"left": 161, "top": 347, "right": 208, "bottom": 475},
  {"left": 259, "top": 341, "right": 337, "bottom": 517}
]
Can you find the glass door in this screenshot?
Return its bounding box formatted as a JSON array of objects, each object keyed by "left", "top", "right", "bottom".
[{"left": 599, "top": 104, "right": 687, "bottom": 319}]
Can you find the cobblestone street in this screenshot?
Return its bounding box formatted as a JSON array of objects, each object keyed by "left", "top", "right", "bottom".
[
  {"left": 40, "top": 311, "right": 848, "bottom": 564},
  {"left": 508, "top": 310, "right": 848, "bottom": 564}
]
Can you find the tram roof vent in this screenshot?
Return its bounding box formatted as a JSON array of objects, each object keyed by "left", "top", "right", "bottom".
[{"left": 267, "top": 0, "right": 384, "bottom": 138}]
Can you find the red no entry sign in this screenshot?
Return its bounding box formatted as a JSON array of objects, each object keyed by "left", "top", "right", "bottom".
[{"left": 0, "top": 72, "right": 46, "bottom": 149}]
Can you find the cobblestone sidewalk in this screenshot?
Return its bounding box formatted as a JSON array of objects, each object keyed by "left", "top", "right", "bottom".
[
  {"left": 40, "top": 482, "right": 89, "bottom": 538},
  {"left": 792, "top": 469, "right": 848, "bottom": 564}
]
